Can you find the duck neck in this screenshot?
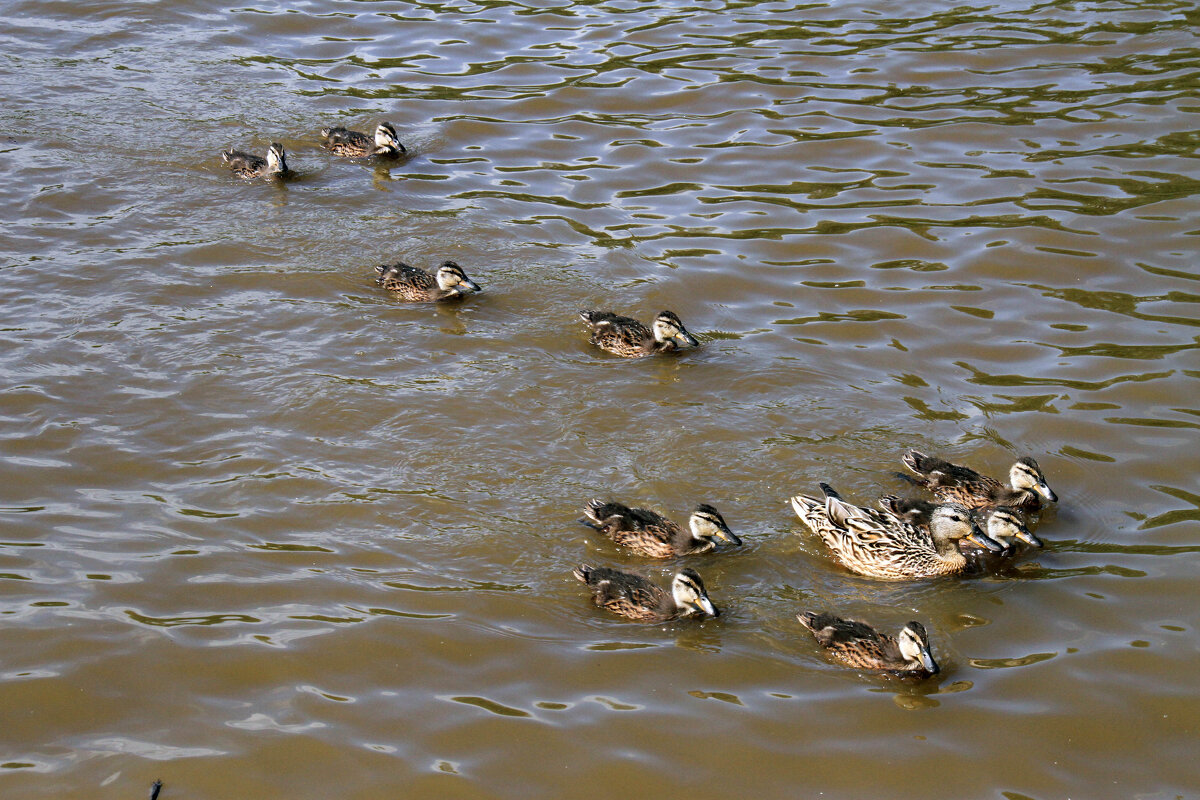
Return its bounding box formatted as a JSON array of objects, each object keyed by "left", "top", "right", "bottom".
[
  {"left": 929, "top": 531, "right": 968, "bottom": 568},
  {"left": 1001, "top": 486, "right": 1039, "bottom": 511}
]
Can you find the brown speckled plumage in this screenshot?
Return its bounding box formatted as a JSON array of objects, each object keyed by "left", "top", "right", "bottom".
[
  {"left": 573, "top": 565, "right": 718, "bottom": 622},
  {"left": 321, "top": 122, "right": 406, "bottom": 158},
  {"left": 880, "top": 497, "right": 1042, "bottom": 555},
  {"left": 222, "top": 143, "right": 288, "bottom": 179},
  {"left": 580, "top": 500, "right": 740, "bottom": 558},
  {"left": 375, "top": 261, "right": 481, "bottom": 302},
  {"left": 798, "top": 612, "right": 938, "bottom": 677},
  {"left": 579, "top": 310, "right": 699, "bottom": 358},
  {"left": 790, "top": 483, "right": 1000, "bottom": 580},
  {"left": 901, "top": 450, "right": 1058, "bottom": 513}
]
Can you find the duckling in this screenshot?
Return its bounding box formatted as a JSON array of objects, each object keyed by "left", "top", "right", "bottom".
[
  {"left": 320, "top": 122, "right": 406, "bottom": 158},
  {"left": 221, "top": 143, "right": 288, "bottom": 179},
  {"left": 879, "top": 496, "right": 1043, "bottom": 556},
  {"left": 579, "top": 310, "right": 699, "bottom": 358},
  {"left": 789, "top": 483, "right": 1002, "bottom": 580},
  {"left": 901, "top": 450, "right": 1058, "bottom": 513},
  {"left": 580, "top": 500, "right": 741, "bottom": 558},
  {"left": 573, "top": 565, "right": 718, "bottom": 622},
  {"left": 797, "top": 612, "right": 938, "bottom": 678},
  {"left": 375, "top": 261, "right": 481, "bottom": 302}
]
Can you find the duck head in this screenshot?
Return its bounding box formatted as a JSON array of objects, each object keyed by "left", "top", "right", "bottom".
[
  {"left": 375, "top": 122, "right": 406, "bottom": 155},
  {"left": 1011, "top": 457, "right": 1057, "bottom": 503},
  {"left": 652, "top": 310, "right": 699, "bottom": 350},
  {"left": 898, "top": 621, "right": 939, "bottom": 674},
  {"left": 984, "top": 506, "right": 1043, "bottom": 549},
  {"left": 930, "top": 503, "right": 1004, "bottom": 553},
  {"left": 671, "top": 568, "right": 718, "bottom": 618},
  {"left": 435, "top": 261, "right": 482, "bottom": 294},
  {"left": 689, "top": 504, "right": 741, "bottom": 547}
]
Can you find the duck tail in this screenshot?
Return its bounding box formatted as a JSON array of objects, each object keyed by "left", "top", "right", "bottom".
[
  {"left": 572, "top": 564, "right": 594, "bottom": 583},
  {"left": 798, "top": 611, "right": 842, "bottom": 635},
  {"left": 579, "top": 310, "right": 619, "bottom": 326},
  {"left": 578, "top": 499, "right": 607, "bottom": 529},
  {"left": 818, "top": 482, "right": 842, "bottom": 500},
  {"left": 796, "top": 611, "right": 820, "bottom": 631},
  {"left": 902, "top": 449, "right": 937, "bottom": 475},
  {"left": 878, "top": 494, "right": 902, "bottom": 515}
]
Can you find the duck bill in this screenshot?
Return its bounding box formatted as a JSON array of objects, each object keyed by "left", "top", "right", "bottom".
[
  {"left": 458, "top": 279, "right": 482, "bottom": 293},
  {"left": 691, "top": 597, "right": 719, "bottom": 618},
  {"left": 716, "top": 525, "right": 742, "bottom": 546},
  {"left": 1036, "top": 482, "right": 1058, "bottom": 503},
  {"left": 1015, "top": 528, "right": 1044, "bottom": 548},
  {"left": 674, "top": 331, "right": 700, "bottom": 348},
  {"left": 967, "top": 530, "right": 1005, "bottom": 553},
  {"left": 920, "top": 649, "right": 939, "bottom": 675}
]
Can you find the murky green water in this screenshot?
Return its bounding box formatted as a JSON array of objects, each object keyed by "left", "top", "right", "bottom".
[{"left": 1, "top": 0, "right": 1198, "bottom": 797}]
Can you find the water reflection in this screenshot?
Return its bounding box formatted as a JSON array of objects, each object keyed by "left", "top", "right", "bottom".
[{"left": 2, "top": 0, "right": 1198, "bottom": 796}]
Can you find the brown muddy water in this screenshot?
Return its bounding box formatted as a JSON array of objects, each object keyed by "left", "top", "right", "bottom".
[{"left": 1, "top": 0, "right": 1198, "bottom": 797}]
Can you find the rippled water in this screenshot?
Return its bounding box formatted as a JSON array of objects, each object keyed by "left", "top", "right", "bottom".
[{"left": 2, "top": 0, "right": 1198, "bottom": 797}]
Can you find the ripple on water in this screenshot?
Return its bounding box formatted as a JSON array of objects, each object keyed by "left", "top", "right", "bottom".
[{"left": 0, "top": 0, "right": 1199, "bottom": 797}]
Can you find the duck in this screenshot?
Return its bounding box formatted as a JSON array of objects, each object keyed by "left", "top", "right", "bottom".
[
  {"left": 797, "top": 612, "right": 939, "bottom": 678},
  {"left": 900, "top": 450, "right": 1058, "bottom": 513},
  {"left": 221, "top": 143, "right": 288, "bottom": 179},
  {"left": 150, "top": 780, "right": 163, "bottom": 800},
  {"left": 789, "top": 483, "right": 1002, "bottom": 580},
  {"left": 320, "top": 122, "right": 406, "bottom": 158},
  {"left": 573, "top": 564, "right": 718, "bottom": 622},
  {"left": 375, "top": 261, "right": 481, "bottom": 302},
  {"left": 579, "top": 310, "right": 699, "bottom": 358},
  {"left": 879, "top": 495, "right": 1043, "bottom": 556},
  {"left": 580, "top": 499, "right": 741, "bottom": 558}
]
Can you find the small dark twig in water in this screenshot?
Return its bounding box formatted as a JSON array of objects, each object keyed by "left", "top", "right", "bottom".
[{"left": 150, "top": 780, "right": 163, "bottom": 800}]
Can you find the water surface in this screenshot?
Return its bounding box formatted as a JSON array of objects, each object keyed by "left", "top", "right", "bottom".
[{"left": 1, "top": 0, "right": 1198, "bottom": 797}]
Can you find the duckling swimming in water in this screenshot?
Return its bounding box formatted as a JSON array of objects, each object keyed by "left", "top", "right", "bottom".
[
  {"left": 879, "top": 495, "right": 1043, "bottom": 555},
  {"left": 580, "top": 500, "right": 741, "bottom": 558},
  {"left": 321, "top": 122, "right": 406, "bottom": 158},
  {"left": 375, "top": 261, "right": 481, "bottom": 302},
  {"left": 797, "top": 612, "right": 939, "bottom": 678},
  {"left": 900, "top": 450, "right": 1058, "bottom": 513},
  {"left": 573, "top": 565, "right": 718, "bottom": 622},
  {"left": 579, "top": 310, "right": 699, "bottom": 358},
  {"left": 789, "top": 483, "right": 1002, "bottom": 580},
  {"left": 221, "top": 143, "right": 288, "bottom": 179}
]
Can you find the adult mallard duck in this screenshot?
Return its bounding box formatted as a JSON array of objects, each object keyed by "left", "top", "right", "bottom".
[
  {"left": 573, "top": 565, "right": 718, "bottom": 622},
  {"left": 879, "top": 496, "right": 1043, "bottom": 556},
  {"left": 580, "top": 500, "right": 741, "bottom": 558},
  {"left": 789, "top": 483, "right": 1001, "bottom": 580},
  {"left": 221, "top": 143, "right": 288, "bottom": 179},
  {"left": 578, "top": 310, "right": 699, "bottom": 358},
  {"left": 320, "top": 122, "right": 406, "bottom": 158},
  {"left": 900, "top": 450, "right": 1058, "bottom": 513},
  {"left": 797, "top": 612, "right": 938, "bottom": 678},
  {"left": 375, "top": 261, "right": 481, "bottom": 302}
]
